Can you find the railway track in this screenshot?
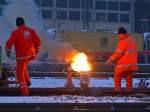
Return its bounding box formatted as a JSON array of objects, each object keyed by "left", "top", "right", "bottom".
[
  {"left": 0, "top": 102, "right": 150, "bottom": 112},
  {"left": 2, "top": 62, "right": 150, "bottom": 78},
  {"left": 29, "top": 71, "right": 150, "bottom": 78},
  {"left": 23, "top": 63, "right": 150, "bottom": 78},
  {"left": 0, "top": 87, "right": 150, "bottom": 96},
  {"left": 1, "top": 63, "right": 150, "bottom": 111}
]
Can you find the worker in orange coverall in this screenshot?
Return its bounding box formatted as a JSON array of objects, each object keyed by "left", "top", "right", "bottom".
[
  {"left": 106, "top": 27, "right": 138, "bottom": 91},
  {"left": 5, "top": 17, "right": 41, "bottom": 95}
]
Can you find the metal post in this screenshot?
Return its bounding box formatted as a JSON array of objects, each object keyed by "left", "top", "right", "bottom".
[
  {"left": 83, "top": 0, "right": 90, "bottom": 31},
  {"left": 131, "top": 0, "right": 135, "bottom": 33},
  {"left": 80, "top": 72, "right": 90, "bottom": 91},
  {"left": 144, "top": 32, "right": 150, "bottom": 63},
  {"left": 53, "top": 0, "right": 56, "bottom": 40},
  {"left": 0, "top": 46, "right": 1, "bottom": 79},
  {"left": 92, "top": 0, "right": 96, "bottom": 32}
]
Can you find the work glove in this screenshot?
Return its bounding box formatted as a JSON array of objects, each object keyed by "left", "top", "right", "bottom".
[
  {"left": 35, "top": 47, "right": 40, "bottom": 56},
  {"left": 35, "top": 45, "right": 41, "bottom": 55},
  {"left": 106, "top": 58, "right": 112, "bottom": 66},
  {"left": 5, "top": 48, "right": 11, "bottom": 58}
]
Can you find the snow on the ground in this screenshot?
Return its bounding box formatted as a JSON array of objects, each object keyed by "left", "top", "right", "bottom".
[
  {"left": 3, "top": 77, "right": 150, "bottom": 103},
  {"left": 0, "top": 95, "right": 147, "bottom": 103},
  {"left": 29, "top": 77, "right": 148, "bottom": 88},
  {"left": 30, "top": 77, "right": 113, "bottom": 88}
]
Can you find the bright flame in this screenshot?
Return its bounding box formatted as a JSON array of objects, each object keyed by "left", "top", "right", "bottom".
[{"left": 71, "top": 52, "right": 91, "bottom": 72}]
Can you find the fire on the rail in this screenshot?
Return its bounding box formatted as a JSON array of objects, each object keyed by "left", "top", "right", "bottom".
[
  {"left": 65, "top": 51, "right": 92, "bottom": 89},
  {"left": 71, "top": 52, "right": 91, "bottom": 72}
]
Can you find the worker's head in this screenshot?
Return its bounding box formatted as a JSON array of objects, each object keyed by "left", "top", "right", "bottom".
[
  {"left": 16, "top": 17, "right": 25, "bottom": 27},
  {"left": 118, "top": 27, "right": 127, "bottom": 34}
]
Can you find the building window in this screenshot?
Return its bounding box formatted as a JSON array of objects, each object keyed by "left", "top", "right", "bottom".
[
  {"left": 56, "top": 11, "right": 67, "bottom": 19},
  {"left": 0, "top": 0, "right": 7, "bottom": 4},
  {"left": 0, "top": 8, "right": 2, "bottom": 15},
  {"left": 120, "top": 14, "right": 130, "bottom": 22},
  {"left": 120, "top": 2, "right": 130, "bottom": 11},
  {"left": 108, "top": 13, "right": 119, "bottom": 22},
  {"left": 81, "top": 0, "right": 93, "bottom": 9},
  {"left": 100, "top": 38, "right": 108, "bottom": 47},
  {"left": 96, "top": 12, "right": 106, "bottom": 22},
  {"left": 69, "top": 11, "right": 80, "bottom": 20},
  {"left": 69, "top": 0, "right": 80, "bottom": 8},
  {"left": 95, "top": 1, "right": 107, "bottom": 10},
  {"left": 40, "top": 0, "right": 53, "bottom": 7},
  {"left": 42, "top": 10, "right": 52, "bottom": 19},
  {"left": 56, "top": 0, "right": 68, "bottom": 8},
  {"left": 108, "top": 1, "right": 119, "bottom": 10},
  {"left": 34, "top": 0, "right": 40, "bottom": 6},
  {"left": 81, "top": 12, "right": 92, "bottom": 21},
  {"left": 147, "top": 40, "right": 150, "bottom": 50}
]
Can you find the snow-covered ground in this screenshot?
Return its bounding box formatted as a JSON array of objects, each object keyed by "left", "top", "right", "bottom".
[
  {"left": 4, "top": 77, "right": 150, "bottom": 103},
  {"left": 0, "top": 95, "right": 149, "bottom": 103},
  {"left": 27, "top": 77, "right": 149, "bottom": 88}
]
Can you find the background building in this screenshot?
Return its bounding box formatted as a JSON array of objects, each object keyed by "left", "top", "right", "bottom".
[
  {"left": 134, "top": 0, "right": 150, "bottom": 33},
  {"left": 0, "top": 0, "right": 149, "bottom": 33},
  {"left": 61, "top": 31, "right": 144, "bottom": 52},
  {"left": 33, "top": 0, "right": 132, "bottom": 33}
]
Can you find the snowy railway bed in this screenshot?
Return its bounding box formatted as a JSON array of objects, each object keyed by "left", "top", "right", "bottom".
[
  {"left": 1, "top": 87, "right": 150, "bottom": 96},
  {"left": 0, "top": 101, "right": 150, "bottom": 112}
]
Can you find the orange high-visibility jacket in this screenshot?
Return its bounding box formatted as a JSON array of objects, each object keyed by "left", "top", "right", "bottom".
[
  {"left": 110, "top": 34, "right": 138, "bottom": 71},
  {"left": 5, "top": 24, "right": 41, "bottom": 60}
]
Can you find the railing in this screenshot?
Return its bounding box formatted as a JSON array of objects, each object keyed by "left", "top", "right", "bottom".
[{"left": 86, "top": 50, "right": 150, "bottom": 64}]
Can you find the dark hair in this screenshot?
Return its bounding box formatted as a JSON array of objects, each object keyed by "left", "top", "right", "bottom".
[
  {"left": 118, "top": 27, "right": 127, "bottom": 34},
  {"left": 16, "top": 17, "right": 25, "bottom": 27}
]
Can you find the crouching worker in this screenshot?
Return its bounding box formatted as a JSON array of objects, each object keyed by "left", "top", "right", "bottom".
[
  {"left": 106, "top": 27, "right": 138, "bottom": 91},
  {"left": 5, "top": 17, "right": 41, "bottom": 95}
]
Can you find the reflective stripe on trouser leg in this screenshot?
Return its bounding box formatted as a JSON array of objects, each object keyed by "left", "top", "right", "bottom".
[
  {"left": 16, "top": 59, "right": 29, "bottom": 95},
  {"left": 16, "top": 59, "right": 26, "bottom": 84},
  {"left": 24, "top": 59, "right": 31, "bottom": 85}
]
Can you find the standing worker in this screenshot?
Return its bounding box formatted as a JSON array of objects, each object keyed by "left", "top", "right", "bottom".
[
  {"left": 106, "top": 27, "right": 138, "bottom": 91},
  {"left": 5, "top": 17, "right": 41, "bottom": 95}
]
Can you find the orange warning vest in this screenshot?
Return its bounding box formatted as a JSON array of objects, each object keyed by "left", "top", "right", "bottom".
[
  {"left": 5, "top": 24, "right": 41, "bottom": 60},
  {"left": 110, "top": 34, "right": 138, "bottom": 71}
]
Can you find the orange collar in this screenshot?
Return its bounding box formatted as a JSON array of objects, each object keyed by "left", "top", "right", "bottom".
[{"left": 118, "top": 34, "right": 129, "bottom": 40}]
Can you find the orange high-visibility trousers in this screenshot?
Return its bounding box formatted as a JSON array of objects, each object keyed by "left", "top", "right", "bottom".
[
  {"left": 16, "top": 58, "right": 31, "bottom": 95},
  {"left": 114, "top": 69, "right": 133, "bottom": 91},
  {"left": 24, "top": 59, "right": 31, "bottom": 86}
]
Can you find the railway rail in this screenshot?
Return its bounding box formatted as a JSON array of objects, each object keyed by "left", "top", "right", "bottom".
[
  {"left": 0, "top": 87, "right": 150, "bottom": 96},
  {"left": 0, "top": 102, "right": 150, "bottom": 112},
  {"left": 29, "top": 71, "right": 150, "bottom": 78},
  {"left": 2, "top": 62, "right": 150, "bottom": 78}
]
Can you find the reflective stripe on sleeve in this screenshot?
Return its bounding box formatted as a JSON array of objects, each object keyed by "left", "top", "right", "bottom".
[
  {"left": 116, "top": 48, "right": 125, "bottom": 54},
  {"left": 17, "top": 55, "right": 35, "bottom": 60},
  {"left": 116, "top": 64, "right": 137, "bottom": 68},
  {"left": 126, "top": 49, "right": 137, "bottom": 53}
]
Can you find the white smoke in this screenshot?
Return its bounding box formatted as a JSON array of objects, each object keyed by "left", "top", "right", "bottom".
[
  {"left": 4, "top": 0, "right": 44, "bottom": 31},
  {"left": 0, "top": 0, "right": 75, "bottom": 62},
  {"left": 0, "top": 16, "right": 12, "bottom": 62}
]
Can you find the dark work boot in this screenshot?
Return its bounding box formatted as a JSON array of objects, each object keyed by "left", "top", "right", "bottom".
[
  {"left": 26, "top": 81, "right": 31, "bottom": 87},
  {"left": 20, "top": 83, "right": 29, "bottom": 96},
  {"left": 25, "top": 75, "right": 31, "bottom": 87}
]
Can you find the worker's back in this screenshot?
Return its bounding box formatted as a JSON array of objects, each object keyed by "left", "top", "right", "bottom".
[
  {"left": 5, "top": 24, "right": 41, "bottom": 60},
  {"left": 116, "top": 34, "right": 138, "bottom": 71}
]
